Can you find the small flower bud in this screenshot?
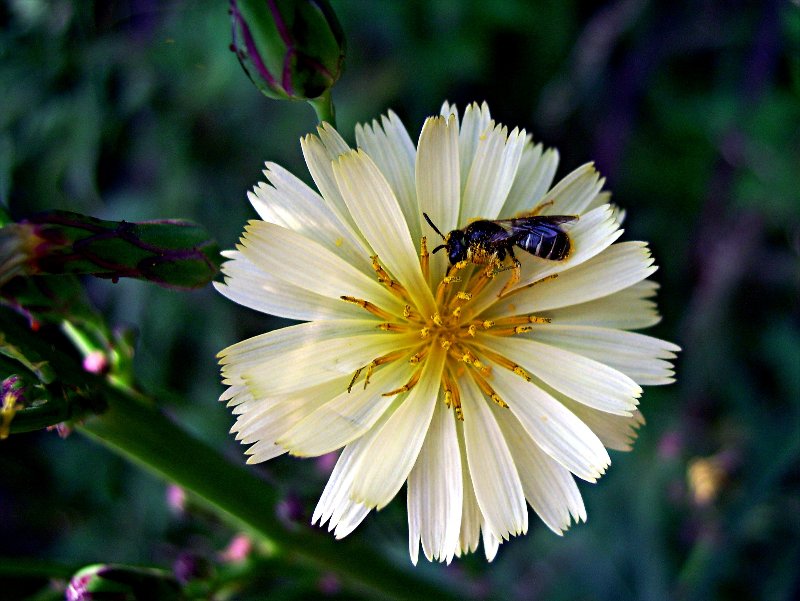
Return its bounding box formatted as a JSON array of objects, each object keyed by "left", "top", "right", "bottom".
[
  {"left": 0, "top": 211, "right": 220, "bottom": 289},
  {"left": 230, "top": 0, "right": 345, "bottom": 101},
  {"left": 219, "top": 533, "right": 253, "bottom": 563},
  {"left": 1, "top": 375, "right": 25, "bottom": 439},
  {"left": 166, "top": 484, "right": 187, "bottom": 514},
  {"left": 82, "top": 350, "right": 109, "bottom": 375},
  {"left": 66, "top": 564, "right": 182, "bottom": 601}
]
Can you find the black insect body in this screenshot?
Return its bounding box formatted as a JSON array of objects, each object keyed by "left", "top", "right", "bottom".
[
  {"left": 425, "top": 212, "right": 576, "bottom": 265},
  {"left": 423, "top": 212, "right": 577, "bottom": 292}
]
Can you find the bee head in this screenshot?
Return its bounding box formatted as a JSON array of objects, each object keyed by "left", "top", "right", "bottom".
[
  {"left": 441, "top": 231, "right": 467, "bottom": 264},
  {"left": 423, "top": 212, "right": 467, "bottom": 265}
]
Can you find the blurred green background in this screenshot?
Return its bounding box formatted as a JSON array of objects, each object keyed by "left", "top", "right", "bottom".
[{"left": 1, "top": 0, "right": 798, "bottom": 599}]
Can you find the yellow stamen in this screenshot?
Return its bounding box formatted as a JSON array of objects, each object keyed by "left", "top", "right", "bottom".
[
  {"left": 371, "top": 255, "right": 409, "bottom": 300},
  {"left": 409, "top": 347, "right": 429, "bottom": 364},
  {"left": 491, "top": 314, "right": 552, "bottom": 327},
  {"left": 469, "top": 370, "right": 508, "bottom": 409},
  {"left": 340, "top": 296, "right": 394, "bottom": 320},
  {"left": 528, "top": 199, "right": 554, "bottom": 216},
  {"left": 348, "top": 349, "right": 408, "bottom": 393},
  {"left": 475, "top": 346, "right": 532, "bottom": 382},
  {"left": 435, "top": 262, "right": 466, "bottom": 305},
  {"left": 489, "top": 326, "right": 535, "bottom": 337},
  {"left": 498, "top": 273, "right": 559, "bottom": 300},
  {"left": 449, "top": 346, "right": 491, "bottom": 376},
  {"left": 442, "top": 371, "right": 463, "bottom": 420},
  {"left": 377, "top": 322, "right": 408, "bottom": 332},
  {"left": 382, "top": 370, "right": 421, "bottom": 396},
  {"left": 419, "top": 236, "right": 429, "bottom": 281}
]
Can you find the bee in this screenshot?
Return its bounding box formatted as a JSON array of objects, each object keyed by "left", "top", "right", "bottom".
[{"left": 423, "top": 211, "right": 577, "bottom": 289}]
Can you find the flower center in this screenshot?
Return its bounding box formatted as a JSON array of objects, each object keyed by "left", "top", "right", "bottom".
[{"left": 341, "top": 237, "right": 551, "bottom": 420}]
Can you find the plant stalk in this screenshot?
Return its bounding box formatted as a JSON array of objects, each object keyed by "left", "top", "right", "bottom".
[
  {"left": 308, "top": 89, "right": 337, "bottom": 126},
  {"left": 78, "top": 388, "right": 467, "bottom": 601}
]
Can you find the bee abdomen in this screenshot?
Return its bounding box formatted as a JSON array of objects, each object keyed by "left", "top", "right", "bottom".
[{"left": 518, "top": 230, "right": 571, "bottom": 260}]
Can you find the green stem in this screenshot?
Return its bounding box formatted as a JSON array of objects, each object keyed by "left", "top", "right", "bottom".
[
  {"left": 308, "top": 89, "right": 336, "bottom": 127},
  {"left": 0, "top": 558, "right": 76, "bottom": 579},
  {"left": 78, "top": 389, "right": 468, "bottom": 601}
]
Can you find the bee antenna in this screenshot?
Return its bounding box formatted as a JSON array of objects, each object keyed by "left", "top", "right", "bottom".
[
  {"left": 423, "top": 212, "right": 446, "bottom": 240},
  {"left": 432, "top": 244, "right": 447, "bottom": 254}
]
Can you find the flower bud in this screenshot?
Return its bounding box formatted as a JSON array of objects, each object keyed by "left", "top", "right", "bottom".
[
  {"left": 230, "top": 0, "right": 345, "bottom": 101},
  {"left": 1, "top": 375, "right": 25, "bottom": 439},
  {"left": 66, "top": 564, "right": 182, "bottom": 601},
  {"left": 0, "top": 211, "right": 220, "bottom": 289}
]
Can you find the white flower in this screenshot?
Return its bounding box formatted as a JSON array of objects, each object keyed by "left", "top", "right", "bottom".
[{"left": 216, "top": 102, "right": 679, "bottom": 564}]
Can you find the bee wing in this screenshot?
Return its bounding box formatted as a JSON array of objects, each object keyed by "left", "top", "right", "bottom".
[
  {"left": 481, "top": 219, "right": 518, "bottom": 244},
  {"left": 492, "top": 216, "right": 576, "bottom": 236},
  {"left": 497, "top": 215, "right": 578, "bottom": 260}
]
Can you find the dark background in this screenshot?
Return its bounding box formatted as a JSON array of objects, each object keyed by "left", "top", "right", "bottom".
[{"left": 1, "top": 1, "right": 798, "bottom": 599}]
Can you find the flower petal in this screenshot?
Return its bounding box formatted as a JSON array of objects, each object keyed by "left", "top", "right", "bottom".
[
  {"left": 454, "top": 421, "right": 481, "bottom": 558},
  {"left": 249, "top": 162, "right": 372, "bottom": 272},
  {"left": 215, "top": 252, "right": 369, "bottom": 321},
  {"left": 542, "top": 280, "right": 662, "bottom": 330},
  {"left": 416, "top": 114, "right": 461, "bottom": 234},
  {"left": 416, "top": 114, "right": 461, "bottom": 283},
  {"left": 537, "top": 162, "right": 604, "bottom": 215},
  {"left": 557, "top": 392, "right": 646, "bottom": 452},
  {"left": 478, "top": 334, "right": 642, "bottom": 415},
  {"left": 233, "top": 379, "right": 351, "bottom": 463},
  {"left": 219, "top": 319, "right": 379, "bottom": 381},
  {"left": 313, "top": 446, "right": 371, "bottom": 534},
  {"left": 469, "top": 204, "right": 623, "bottom": 318},
  {"left": 239, "top": 220, "right": 404, "bottom": 313},
  {"left": 407, "top": 398, "right": 462, "bottom": 564},
  {"left": 300, "top": 126, "right": 368, "bottom": 245},
  {"left": 229, "top": 379, "right": 350, "bottom": 444},
  {"left": 356, "top": 111, "right": 419, "bottom": 241},
  {"left": 277, "top": 360, "right": 414, "bottom": 456},
  {"left": 333, "top": 149, "right": 435, "bottom": 315},
  {"left": 312, "top": 401, "right": 397, "bottom": 533},
  {"left": 349, "top": 346, "right": 446, "bottom": 509},
  {"left": 530, "top": 325, "right": 680, "bottom": 385},
  {"left": 482, "top": 526, "right": 501, "bottom": 562},
  {"left": 490, "top": 367, "right": 611, "bottom": 482},
  {"left": 519, "top": 204, "right": 623, "bottom": 284},
  {"left": 496, "top": 241, "right": 658, "bottom": 315},
  {"left": 461, "top": 375, "right": 527, "bottom": 541},
  {"left": 461, "top": 124, "right": 526, "bottom": 220},
  {"left": 458, "top": 102, "right": 493, "bottom": 192},
  {"left": 243, "top": 332, "right": 419, "bottom": 398},
  {"left": 501, "top": 141, "right": 560, "bottom": 218},
  {"left": 494, "top": 406, "right": 586, "bottom": 534},
  {"left": 332, "top": 501, "right": 371, "bottom": 539},
  {"left": 439, "top": 100, "right": 458, "bottom": 120}
]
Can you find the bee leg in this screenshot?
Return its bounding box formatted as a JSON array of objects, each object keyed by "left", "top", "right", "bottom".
[
  {"left": 518, "top": 199, "right": 554, "bottom": 218},
  {"left": 498, "top": 250, "right": 521, "bottom": 297}
]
